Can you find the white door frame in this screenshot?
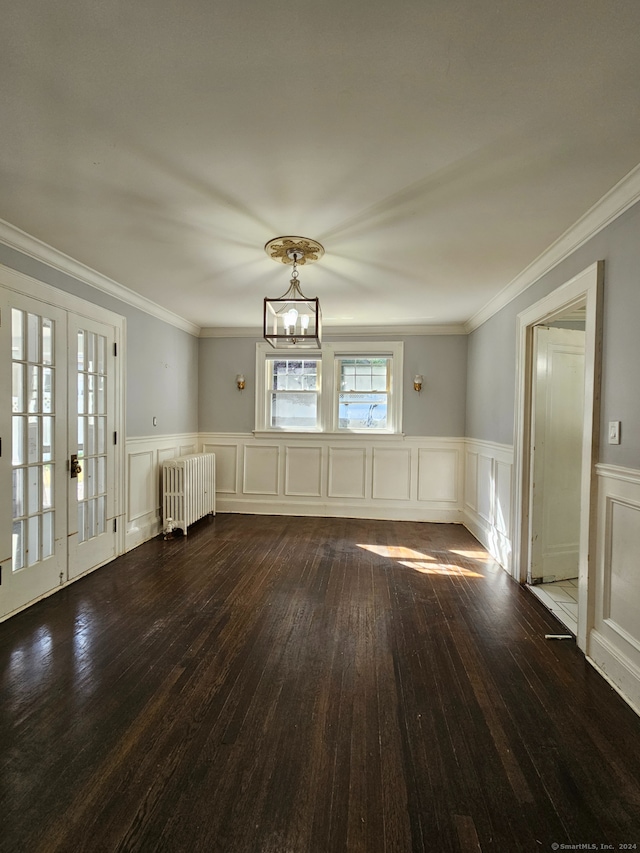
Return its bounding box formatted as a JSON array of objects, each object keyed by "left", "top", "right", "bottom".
[
  {"left": 0, "top": 264, "right": 126, "bottom": 602},
  {"left": 512, "top": 261, "right": 603, "bottom": 652}
]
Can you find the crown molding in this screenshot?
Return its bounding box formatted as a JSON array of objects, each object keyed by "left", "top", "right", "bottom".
[
  {"left": 0, "top": 219, "right": 201, "bottom": 337},
  {"left": 199, "top": 322, "right": 467, "bottom": 338},
  {"left": 465, "top": 162, "right": 640, "bottom": 333}
]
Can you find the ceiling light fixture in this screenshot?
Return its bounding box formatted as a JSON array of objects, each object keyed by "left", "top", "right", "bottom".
[{"left": 263, "top": 236, "right": 324, "bottom": 349}]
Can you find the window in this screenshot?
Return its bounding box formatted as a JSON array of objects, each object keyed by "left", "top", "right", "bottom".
[
  {"left": 255, "top": 341, "right": 403, "bottom": 434},
  {"left": 267, "top": 358, "right": 320, "bottom": 430},
  {"left": 338, "top": 357, "right": 390, "bottom": 430}
]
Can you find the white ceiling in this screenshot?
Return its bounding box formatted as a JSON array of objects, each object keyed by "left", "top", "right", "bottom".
[{"left": 2, "top": 0, "right": 640, "bottom": 333}]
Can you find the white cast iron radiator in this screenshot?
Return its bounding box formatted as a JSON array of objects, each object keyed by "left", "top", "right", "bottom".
[{"left": 162, "top": 453, "right": 216, "bottom": 535}]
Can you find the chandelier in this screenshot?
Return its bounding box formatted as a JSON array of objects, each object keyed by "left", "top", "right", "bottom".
[{"left": 263, "top": 236, "right": 324, "bottom": 349}]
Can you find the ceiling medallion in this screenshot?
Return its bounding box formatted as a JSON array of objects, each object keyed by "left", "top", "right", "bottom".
[
  {"left": 263, "top": 236, "right": 324, "bottom": 350},
  {"left": 264, "top": 236, "right": 325, "bottom": 266}
]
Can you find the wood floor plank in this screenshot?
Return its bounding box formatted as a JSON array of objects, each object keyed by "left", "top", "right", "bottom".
[{"left": 1, "top": 514, "right": 640, "bottom": 852}]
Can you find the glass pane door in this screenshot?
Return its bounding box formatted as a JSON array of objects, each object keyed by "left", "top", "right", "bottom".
[
  {"left": 1, "top": 295, "right": 68, "bottom": 619},
  {"left": 67, "top": 315, "right": 117, "bottom": 579}
]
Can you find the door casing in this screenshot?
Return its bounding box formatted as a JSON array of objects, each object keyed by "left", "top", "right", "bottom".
[{"left": 512, "top": 261, "right": 603, "bottom": 652}]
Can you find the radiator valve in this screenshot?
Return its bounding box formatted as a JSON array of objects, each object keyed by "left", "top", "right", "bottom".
[{"left": 163, "top": 517, "right": 177, "bottom": 539}]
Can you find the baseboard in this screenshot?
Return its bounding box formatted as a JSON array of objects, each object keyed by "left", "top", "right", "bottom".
[
  {"left": 216, "top": 496, "right": 463, "bottom": 523},
  {"left": 126, "top": 510, "right": 162, "bottom": 552},
  {"left": 463, "top": 507, "right": 512, "bottom": 572},
  {"left": 588, "top": 629, "right": 640, "bottom": 717}
]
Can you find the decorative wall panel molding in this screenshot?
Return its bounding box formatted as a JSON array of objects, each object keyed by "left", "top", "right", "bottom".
[
  {"left": 201, "top": 443, "right": 238, "bottom": 494},
  {"left": 285, "top": 447, "right": 323, "bottom": 497},
  {"left": 125, "top": 433, "right": 201, "bottom": 551},
  {"left": 372, "top": 448, "right": 412, "bottom": 501},
  {"left": 463, "top": 439, "right": 514, "bottom": 572},
  {"left": 201, "top": 433, "right": 465, "bottom": 523},
  {"left": 589, "top": 465, "right": 640, "bottom": 714},
  {"left": 243, "top": 445, "right": 281, "bottom": 495},
  {"left": 328, "top": 447, "right": 367, "bottom": 499},
  {"left": 127, "top": 451, "right": 155, "bottom": 522},
  {"left": 418, "top": 448, "right": 458, "bottom": 503}
]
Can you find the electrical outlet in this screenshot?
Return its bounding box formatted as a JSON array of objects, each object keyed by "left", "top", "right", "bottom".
[{"left": 608, "top": 420, "right": 621, "bottom": 444}]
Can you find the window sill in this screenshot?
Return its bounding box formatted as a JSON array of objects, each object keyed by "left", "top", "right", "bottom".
[{"left": 252, "top": 430, "right": 405, "bottom": 440}]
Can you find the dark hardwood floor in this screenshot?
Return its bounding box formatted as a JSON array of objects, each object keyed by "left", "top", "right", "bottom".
[{"left": 2, "top": 515, "right": 640, "bottom": 853}]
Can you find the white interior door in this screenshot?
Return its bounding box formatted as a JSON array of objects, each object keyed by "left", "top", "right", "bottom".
[
  {"left": 67, "top": 314, "right": 117, "bottom": 579},
  {"left": 1, "top": 296, "right": 69, "bottom": 615},
  {"left": 1, "top": 283, "right": 122, "bottom": 619},
  {"left": 529, "top": 326, "right": 585, "bottom": 584}
]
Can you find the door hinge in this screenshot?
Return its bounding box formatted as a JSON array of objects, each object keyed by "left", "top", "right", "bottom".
[
  {"left": 114, "top": 342, "right": 118, "bottom": 357},
  {"left": 114, "top": 431, "right": 118, "bottom": 445}
]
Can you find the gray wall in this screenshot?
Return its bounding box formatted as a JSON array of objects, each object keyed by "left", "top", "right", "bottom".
[
  {"left": 466, "top": 200, "right": 640, "bottom": 468},
  {"left": 199, "top": 333, "right": 468, "bottom": 437},
  {"left": 0, "top": 245, "right": 199, "bottom": 437}
]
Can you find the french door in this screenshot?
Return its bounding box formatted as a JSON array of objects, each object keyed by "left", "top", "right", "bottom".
[{"left": 1, "top": 283, "right": 122, "bottom": 619}]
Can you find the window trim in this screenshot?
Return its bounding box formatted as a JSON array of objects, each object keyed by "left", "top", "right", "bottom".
[{"left": 254, "top": 341, "right": 404, "bottom": 434}]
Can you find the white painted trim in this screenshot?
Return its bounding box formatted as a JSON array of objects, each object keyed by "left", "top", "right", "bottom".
[
  {"left": 512, "top": 261, "right": 603, "bottom": 652},
  {"left": 466, "top": 163, "right": 640, "bottom": 332},
  {"left": 462, "top": 439, "right": 514, "bottom": 571},
  {"left": 215, "top": 496, "right": 462, "bottom": 523},
  {"left": 126, "top": 432, "right": 202, "bottom": 448},
  {"left": 204, "top": 432, "right": 466, "bottom": 449},
  {"left": 199, "top": 323, "right": 468, "bottom": 338},
  {"left": 0, "top": 219, "right": 200, "bottom": 337},
  {"left": 596, "top": 463, "right": 640, "bottom": 485},
  {"left": 588, "top": 636, "right": 640, "bottom": 719},
  {"left": 464, "top": 437, "right": 514, "bottom": 465},
  {"left": 463, "top": 509, "right": 512, "bottom": 571}
]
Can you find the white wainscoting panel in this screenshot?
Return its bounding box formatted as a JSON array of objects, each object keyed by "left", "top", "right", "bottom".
[
  {"left": 463, "top": 440, "right": 513, "bottom": 572},
  {"left": 125, "top": 434, "right": 201, "bottom": 551},
  {"left": 418, "top": 448, "right": 458, "bottom": 503},
  {"left": 243, "top": 445, "right": 280, "bottom": 495},
  {"left": 128, "top": 451, "right": 155, "bottom": 523},
  {"left": 328, "top": 447, "right": 367, "bottom": 499},
  {"left": 202, "top": 433, "right": 465, "bottom": 522},
  {"left": 202, "top": 443, "right": 238, "bottom": 494},
  {"left": 285, "top": 446, "right": 323, "bottom": 497},
  {"left": 477, "top": 455, "right": 493, "bottom": 523},
  {"left": 589, "top": 465, "right": 640, "bottom": 715},
  {"left": 465, "top": 451, "right": 478, "bottom": 512},
  {"left": 372, "top": 448, "right": 412, "bottom": 501},
  {"left": 495, "top": 460, "right": 512, "bottom": 537},
  {"left": 605, "top": 499, "right": 640, "bottom": 634}
]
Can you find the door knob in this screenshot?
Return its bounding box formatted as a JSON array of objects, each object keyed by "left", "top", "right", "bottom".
[{"left": 70, "top": 454, "right": 82, "bottom": 478}]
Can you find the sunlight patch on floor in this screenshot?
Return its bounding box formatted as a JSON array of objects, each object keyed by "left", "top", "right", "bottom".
[
  {"left": 398, "top": 560, "right": 484, "bottom": 578},
  {"left": 357, "top": 544, "right": 433, "bottom": 560},
  {"left": 449, "top": 548, "right": 490, "bottom": 562}
]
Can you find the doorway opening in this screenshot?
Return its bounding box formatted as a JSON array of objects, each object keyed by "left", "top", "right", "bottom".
[
  {"left": 526, "top": 311, "right": 586, "bottom": 634},
  {"left": 512, "top": 262, "right": 603, "bottom": 652}
]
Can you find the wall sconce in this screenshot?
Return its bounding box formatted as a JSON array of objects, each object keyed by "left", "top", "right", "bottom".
[
  {"left": 236, "top": 374, "right": 246, "bottom": 391},
  {"left": 413, "top": 374, "right": 424, "bottom": 392}
]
